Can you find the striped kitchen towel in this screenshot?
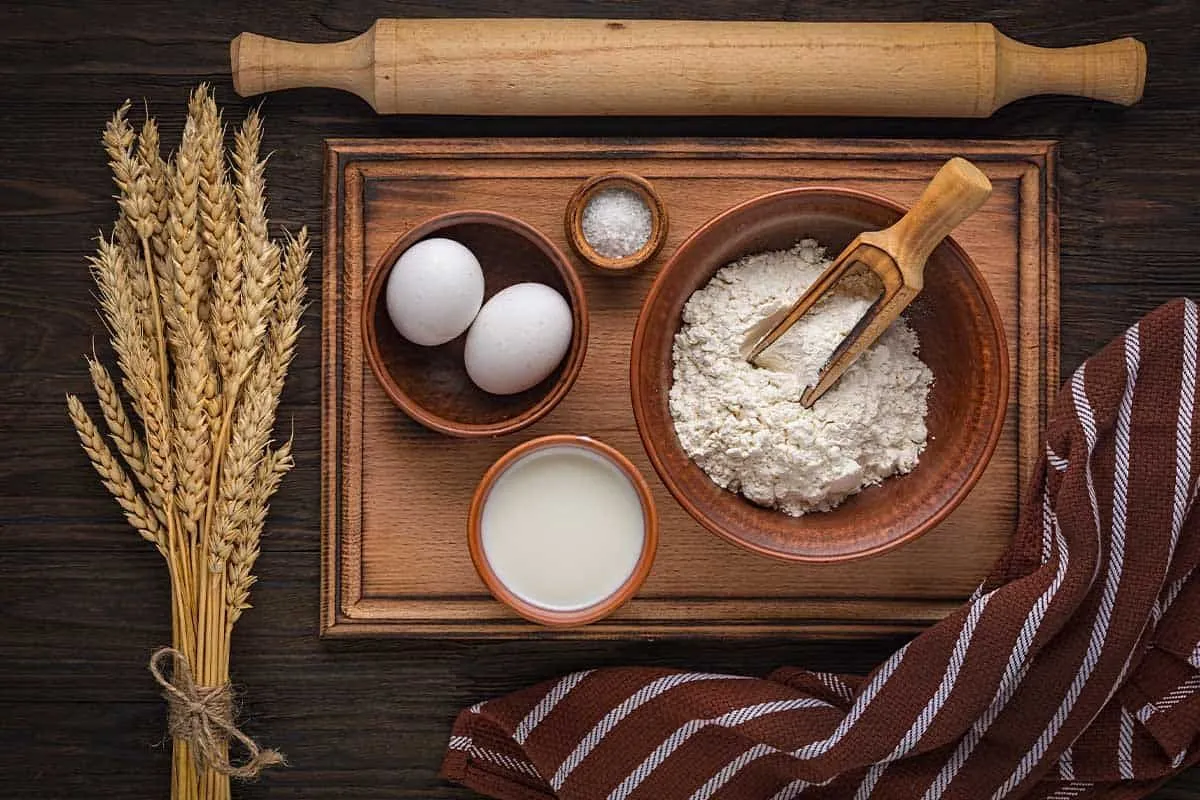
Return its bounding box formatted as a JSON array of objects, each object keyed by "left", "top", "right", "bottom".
[{"left": 443, "top": 299, "right": 1200, "bottom": 800}]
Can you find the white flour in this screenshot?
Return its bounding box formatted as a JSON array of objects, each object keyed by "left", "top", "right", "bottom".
[{"left": 669, "top": 239, "right": 933, "bottom": 516}]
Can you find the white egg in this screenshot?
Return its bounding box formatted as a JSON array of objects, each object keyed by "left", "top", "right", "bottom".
[
  {"left": 385, "top": 237, "right": 485, "bottom": 346},
  {"left": 465, "top": 283, "right": 574, "bottom": 395}
]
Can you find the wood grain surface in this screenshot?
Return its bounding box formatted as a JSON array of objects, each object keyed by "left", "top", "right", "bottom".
[
  {"left": 324, "top": 138, "right": 1051, "bottom": 637},
  {"left": 231, "top": 20, "right": 1146, "bottom": 116},
  {"left": 1, "top": 1, "right": 1198, "bottom": 798}
]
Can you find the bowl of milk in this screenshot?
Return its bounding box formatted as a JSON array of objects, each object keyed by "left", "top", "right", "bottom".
[{"left": 468, "top": 435, "right": 658, "bottom": 626}]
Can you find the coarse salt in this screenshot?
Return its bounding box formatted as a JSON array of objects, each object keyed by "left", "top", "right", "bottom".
[{"left": 581, "top": 187, "right": 652, "bottom": 259}]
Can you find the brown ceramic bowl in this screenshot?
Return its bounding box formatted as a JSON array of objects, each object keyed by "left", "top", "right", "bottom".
[
  {"left": 363, "top": 211, "right": 588, "bottom": 438},
  {"left": 564, "top": 171, "right": 669, "bottom": 273},
  {"left": 631, "top": 187, "right": 1009, "bottom": 563},
  {"left": 468, "top": 434, "right": 659, "bottom": 627}
]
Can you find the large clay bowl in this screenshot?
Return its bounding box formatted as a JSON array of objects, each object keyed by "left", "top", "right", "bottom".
[{"left": 631, "top": 187, "right": 1009, "bottom": 562}]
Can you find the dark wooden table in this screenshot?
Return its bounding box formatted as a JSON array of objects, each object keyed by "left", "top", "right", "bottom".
[{"left": 1, "top": 1, "right": 1197, "bottom": 797}]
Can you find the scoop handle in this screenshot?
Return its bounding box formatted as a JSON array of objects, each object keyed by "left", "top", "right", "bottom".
[{"left": 859, "top": 158, "right": 993, "bottom": 289}]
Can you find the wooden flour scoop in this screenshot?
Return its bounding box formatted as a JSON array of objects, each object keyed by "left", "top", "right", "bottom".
[{"left": 740, "top": 157, "right": 993, "bottom": 407}]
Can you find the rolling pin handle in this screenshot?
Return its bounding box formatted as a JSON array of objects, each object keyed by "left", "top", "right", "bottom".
[
  {"left": 231, "top": 29, "right": 378, "bottom": 109},
  {"left": 993, "top": 33, "right": 1147, "bottom": 111}
]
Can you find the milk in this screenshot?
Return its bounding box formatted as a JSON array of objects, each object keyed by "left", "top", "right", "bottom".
[{"left": 480, "top": 445, "right": 646, "bottom": 611}]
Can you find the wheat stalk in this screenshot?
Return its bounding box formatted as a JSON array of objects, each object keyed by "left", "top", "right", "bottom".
[
  {"left": 166, "top": 92, "right": 217, "bottom": 550},
  {"left": 214, "top": 228, "right": 308, "bottom": 568},
  {"left": 203, "top": 110, "right": 285, "bottom": 588},
  {"left": 71, "top": 89, "right": 304, "bottom": 800},
  {"left": 212, "top": 232, "right": 306, "bottom": 681},
  {"left": 101, "top": 107, "right": 189, "bottom": 614},
  {"left": 196, "top": 95, "right": 247, "bottom": 575},
  {"left": 207, "top": 228, "right": 305, "bottom": 576}
]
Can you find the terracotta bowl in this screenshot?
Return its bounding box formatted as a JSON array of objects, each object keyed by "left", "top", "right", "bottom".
[
  {"left": 564, "top": 171, "right": 669, "bottom": 273},
  {"left": 468, "top": 435, "right": 659, "bottom": 627},
  {"left": 363, "top": 211, "right": 588, "bottom": 438},
  {"left": 631, "top": 187, "right": 1009, "bottom": 563}
]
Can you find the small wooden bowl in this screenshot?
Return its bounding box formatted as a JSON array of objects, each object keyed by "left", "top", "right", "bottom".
[
  {"left": 564, "top": 171, "right": 669, "bottom": 272},
  {"left": 468, "top": 434, "right": 659, "bottom": 627},
  {"left": 631, "top": 187, "right": 1009, "bottom": 563},
  {"left": 363, "top": 211, "right": 588, "bottom": 438}
]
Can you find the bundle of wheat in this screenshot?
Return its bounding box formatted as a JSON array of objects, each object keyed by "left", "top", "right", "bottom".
[{"left": 67, "top": 84, "right": 306, "bottom": 799}]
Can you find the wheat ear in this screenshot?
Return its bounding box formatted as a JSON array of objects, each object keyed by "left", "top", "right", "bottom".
[
  {"left": 86, "top": 356, "right": 167, "bottom": 527},
  {"left": 68, "top": 394, "right": 165, "bottom": 553},
  {"left": 194, "top": 89, "right": 245, "bottom": 562},
  {"left": 203, "top": 110, "right": 282, "bottom": 570},
  {"left": 208, "top": 229, "right": 306, "bottom": 575},
  {"left": 268, "top": 228, "right": 309, "bottom": 390},
  {"left": 91, "top": 238, "right": 174, "bottom": 498},
  {"left": 103, "top": 104, "right": 156, "bottom": 324},
  {"left": 217, "top": 230, "right": 307, "bottom": 587},
  {"left": 218, "top": 234, "right": 307, "bottom": 642},
  {"left": 101, "top": 105, "right": 179, "bottom": 527},
  {"left": 229, "top": 109, "right": 280, "bottom": 385},
  {"left": 137, "top": 110, "right": 173, "bottom": 302},
  {"left": 226, "top": 440, "right": 293, "bottom": 630},
  {"left": 103, "top": 103, "right": 144, "bottom": 262},
  {"left": 166, "top": 90, "right": 217, "bottom": 546},
  {"left": 189, "top": 84, "right": 224, "bottom": 326},
  {"left": 193, "top": 92, "right": 243, "bottom": 390}
]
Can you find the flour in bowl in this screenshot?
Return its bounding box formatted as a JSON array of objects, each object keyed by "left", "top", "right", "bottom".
[{"left": 669, "top": 239, "right": 934, "bottom": 516}]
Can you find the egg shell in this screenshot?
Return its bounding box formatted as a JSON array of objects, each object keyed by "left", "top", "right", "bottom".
[
  {"left": 465, "top": 283, "right": 574, "bottom": 395},
  {"left": 385, "top": 237, "right": 485, "bottom": 346}
]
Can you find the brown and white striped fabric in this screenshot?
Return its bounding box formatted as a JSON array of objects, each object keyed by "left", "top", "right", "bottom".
[{"left": 443, "top": 299, "right": 1200, "bottom": 800}]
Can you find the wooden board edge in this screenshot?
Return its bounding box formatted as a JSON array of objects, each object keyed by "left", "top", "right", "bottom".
[
  {"left": 324, "top": 161, "right": 370, "bottom": 639},
  {"left": 1014, "top": 141, "right": 1061, "bottom": 501},
  {"left": 322, "top": 602, "right": 957, "bottom": 640},
  {"left": 318, "top": 137, "right": 1062, "bottom": 161},
  {"left": 319, "top": 139, "right": 338, "bottom": 638},
  {"left": 321, "top": 141, "right": 343, "bottom": 637},
  {"left": 320, "top": 622, "right": 930, "bottom": 640},
  {"left": 322, "top": 142, "right": 373, "bottom": 638},
  {"left": 1044, "top": 143, "right": 1061, "bottom": 393},
  {"left": 341, "top": 164, "right": 367, "bottom": 634}
]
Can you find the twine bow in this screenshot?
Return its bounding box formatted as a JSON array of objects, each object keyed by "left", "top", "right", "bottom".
[{"left": 148, "top": 647, "right": 285, "bottom": 780}]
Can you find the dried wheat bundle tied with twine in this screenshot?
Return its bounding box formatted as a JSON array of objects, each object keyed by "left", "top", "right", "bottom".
[{"left": 67, "top": 84, "right": 307, "bottom": 799}]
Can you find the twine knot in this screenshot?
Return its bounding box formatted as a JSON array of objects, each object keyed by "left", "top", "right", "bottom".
[{"left": 149, "top": 647, "right": 285, "bottom": 780}]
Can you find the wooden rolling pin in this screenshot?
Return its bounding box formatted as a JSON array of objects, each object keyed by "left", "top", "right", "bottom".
[{"left": 231, "top": 20, "right": 1146, "bottom": 117}]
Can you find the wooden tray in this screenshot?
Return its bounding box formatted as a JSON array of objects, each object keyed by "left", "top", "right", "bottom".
[{"left": 322, "top": 138, "right": 1058, "bottom": 638}]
